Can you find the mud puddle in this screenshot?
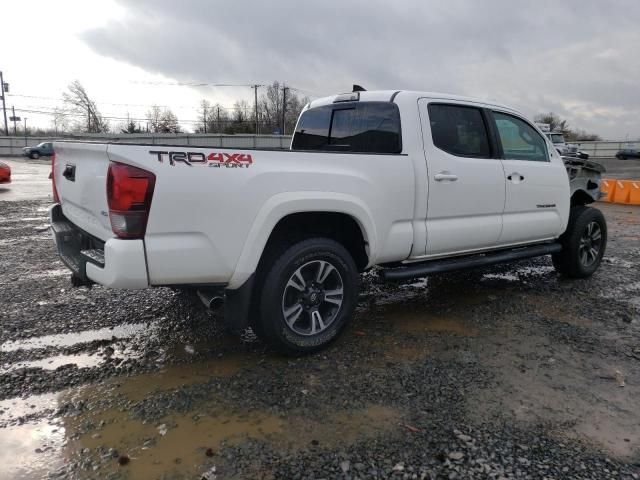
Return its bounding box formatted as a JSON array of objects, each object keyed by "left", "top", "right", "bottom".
[
  {"left": 0, "top": 392, "right": 59, "bottom": 422},
  {"left": 1, "top": 322, "right": 157, "bottom": 352},
  {"left": 387, "top": 307, "right": 477, "bottom": 337},
  {"left": 110, "top": 352, "right": 267, "bottom": 402},
  {"left": 0, "top": 351, "right": 399, "bottom": 479},
  {"left": 63, "top": 402, "right": 399, "bottom": 479},
  {"left": 0, "top": 421, "right": 66, "bottom": 480},
  {"left": 1, "top": 353, "right": 103, "bottom": 372}
]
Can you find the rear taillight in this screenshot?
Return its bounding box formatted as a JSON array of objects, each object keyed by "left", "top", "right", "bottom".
[
  {"left": 51, "top": 152, "right": 60, "bottom": 203},
  {"left": 106, "top": 162, "right": 156, "bottom": 239}
]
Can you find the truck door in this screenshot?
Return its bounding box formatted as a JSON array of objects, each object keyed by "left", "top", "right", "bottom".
[
  {"left": 490, "top": 110, "right": 568, "bottom": 245},
  {"left": 418, "top": 100, "right": 505, "bottom": 256}
]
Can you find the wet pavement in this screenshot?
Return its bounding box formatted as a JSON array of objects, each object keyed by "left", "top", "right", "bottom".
[
  {"left": 0, "top": 157, "right": 52, "bottom": 202},
  {"left": 1, "top": 165, "right": 640, "bottom": 478},
  {"left": 596, "top": 157, "right": 640, "bottom": 180}
]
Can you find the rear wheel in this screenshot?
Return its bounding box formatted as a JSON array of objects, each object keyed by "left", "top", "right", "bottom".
[
  {"left": 552, "top": 206, "right": 607, "bottom": 278},
  {"left": 256, "top": 238, "right": 358, "bottom": 355}
]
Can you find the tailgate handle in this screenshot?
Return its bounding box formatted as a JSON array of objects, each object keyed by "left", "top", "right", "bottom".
[{"left": 63, "top": 164, "right": 76, "bottom": 181}]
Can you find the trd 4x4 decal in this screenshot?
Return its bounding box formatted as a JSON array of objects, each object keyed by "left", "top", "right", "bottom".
[{"left": 149, "top": 150, "right": 253, "bottom": 168}]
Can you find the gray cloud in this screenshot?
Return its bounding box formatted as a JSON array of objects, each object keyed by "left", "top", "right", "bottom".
[{"left": 82, "top": 0, "right": 640, "bottom": 138}]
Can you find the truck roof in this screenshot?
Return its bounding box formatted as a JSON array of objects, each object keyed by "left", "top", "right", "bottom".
[{"left": 309, "top": 90, "right": 521, "bottom": 115}]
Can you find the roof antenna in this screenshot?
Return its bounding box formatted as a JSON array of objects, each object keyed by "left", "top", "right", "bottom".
[{"left": 352, "top": 85, "right": 366, "bottom": 92}]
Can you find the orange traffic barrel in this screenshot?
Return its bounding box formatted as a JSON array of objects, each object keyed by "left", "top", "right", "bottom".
[
  {"left": 599, "top": 179, "right": 616, "bottom": 202},
  {"left": 630, "top": 181, "right": 640, "bottom": 205},
  {"left": 613, "top": 180, "right": 631, "bottom": 204}
]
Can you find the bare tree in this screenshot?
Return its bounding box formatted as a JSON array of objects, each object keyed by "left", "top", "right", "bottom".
[
  {"left": 210, "top": 103, "right": 230, "bottom": 133},
  {"left": 232, "top": 100, "right": 250, "bottom": 124},
  {"left": 222, "top": 100, "right": 253, "bottom": 133},
  {"left": 195, "top": 101, "right": 230, "bottom": 133},
  {"left": 196, "top": 99, "right": 211, "bottom": 133},
  {"left": 259, "top": 81, "right": 308, "bottom": 134},
  {"left": 534, "top": 112, "right": 570, "bottom": 134},
  {"left": 62, "top": 80, "right": 109, "bottom": 133},
  {"left": 51, "top": 107, "right": 70, "bottom": 134},
  {"left": 566, "top": 129, "right": 602, "bottom": 142},
  {"left": 120, "top": 120, "right": 144, "bottom": 134},
  {"left": 146, "top": 105, "right": 180, "bottom": 133},
  {"left": 535, "top": 112, "right": 600, "bottom": 141}
]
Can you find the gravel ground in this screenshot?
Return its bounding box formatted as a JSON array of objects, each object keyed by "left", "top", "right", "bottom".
[{"left": 1, "top": 193, "right": 639, "bottom": 479}]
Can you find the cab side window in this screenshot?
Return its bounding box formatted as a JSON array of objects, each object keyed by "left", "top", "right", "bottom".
[
  {"left": 427, "top": 104, "right": 491, "bottom": 158},
  {"left": 291, "top": 102, "right": 401, "bottom": 154},
  {"left": 493, "top": 112, "right": 548, "bottom": 162}
]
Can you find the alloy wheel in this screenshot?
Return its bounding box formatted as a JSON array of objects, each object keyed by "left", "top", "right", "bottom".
[
  {"left": 281, "top": 260, "right": 344, "bottom": 336},
  {"left": 578, "top": 221, "right": 602, "bottom": 267}
]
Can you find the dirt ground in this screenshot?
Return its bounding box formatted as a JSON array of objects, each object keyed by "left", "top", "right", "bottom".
[{"left": 1, "top": 157, "right": 639, "bottom": 479}]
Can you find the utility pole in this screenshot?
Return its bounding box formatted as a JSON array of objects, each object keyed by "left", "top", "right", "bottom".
[
  {"left": 253, "top": 84, "right": 259, "bottom": 135},
  {"left": 87, "top": 104, "right": 91, "bottom": 132},
  {"left": 216, "top": 105, "right": 221, "bottom": 133},
  {"left": 0, "top": 71, "right": 8, "bottom": 136},
  {"left": 12, "top": 106, "right": 17, "bottom": 135},
  {"left": 23, "top": 118, "right": 27, "bottom": 146},
  {"left": 281, "top": 85, "right": 289, "bottom": 135},
  {"left": 202, "top": 104, "right": 208, "bottom": 133}
]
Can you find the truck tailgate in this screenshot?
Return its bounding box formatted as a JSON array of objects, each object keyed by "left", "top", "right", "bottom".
[{"left": 53, "top": 142, "right": 113, "bottom": 241}]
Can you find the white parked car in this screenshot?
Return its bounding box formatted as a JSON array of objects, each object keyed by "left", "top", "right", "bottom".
[{"left": 50, "top": 88, "right": 606, "bottom": 354}]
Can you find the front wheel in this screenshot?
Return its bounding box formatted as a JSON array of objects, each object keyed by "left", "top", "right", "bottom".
[
  {"left": 256, "top": 238, "right": 359, "bottom": 355},
  {"left": 552, "top": 206, "right": 607, "bottom": 278},
  {"left": 30, "top": 152, "right": 40, "bottom": 159}
]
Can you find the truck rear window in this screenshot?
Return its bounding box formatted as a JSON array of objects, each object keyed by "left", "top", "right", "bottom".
[{"left": 292, "top": 102, "right": 402, "bottom": 154}]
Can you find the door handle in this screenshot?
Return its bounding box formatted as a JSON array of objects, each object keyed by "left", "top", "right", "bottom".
[
  {"left": 63, "top": 164, "right": 76, "bottom": 181},
  {"left": 434, "top": 172, "right": 458, "bottom": 182},
  {"left": 507, "top": 173, "right": 525, "bottom": 182}
]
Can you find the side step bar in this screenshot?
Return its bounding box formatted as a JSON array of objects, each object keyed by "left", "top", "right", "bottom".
[{"left": 381, "top": 243, "right": 562, "bottom": 281}]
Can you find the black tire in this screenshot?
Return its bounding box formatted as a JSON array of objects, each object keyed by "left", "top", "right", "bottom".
[
  {"left": 31, "top": 152, "right": 40, "bottom": 159},
  {"left": 552, "top": 206, "right": 607, "bottom": 278},
  {"left": 256, "top": 238, "right": 358, "bottom": 355}
]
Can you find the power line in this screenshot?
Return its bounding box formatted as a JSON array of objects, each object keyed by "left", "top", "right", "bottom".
[
  {"left": 7, "top": 81, "right": 322, "bottom": 131},
  {"left": 11, "top": 107, "right": 271, "bottom": 126},
  {"left": 6, "top": 94, "right": 242, "bottom": 110},
  {"left": 128, "top": 80, "right": 256, "bottom": 87}
]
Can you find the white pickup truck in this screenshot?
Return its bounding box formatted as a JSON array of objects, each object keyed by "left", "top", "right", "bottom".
[{"left": 51, "top": 88, "right": 606, "bottom": 354}]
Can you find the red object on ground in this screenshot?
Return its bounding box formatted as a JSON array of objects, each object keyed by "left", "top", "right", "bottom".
[{"left": 0, "top": 162, "right": 11, "bottom": 184}]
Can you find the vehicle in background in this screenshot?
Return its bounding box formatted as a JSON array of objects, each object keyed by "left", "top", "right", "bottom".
[
  {"left": 22, "top": 142, "right": 54, "bottom": 159},
  {"left": 615, "top": 148, "right": 640, "bottom": 160},
  {"left": 535, "top": 123, "right": 589, "bottom": 159},
  {"left": 0, "top": 162, "right": 10, "bottom": 184},
  {"left": 50, "top": 88, "right": 607, "bottom": 354}
]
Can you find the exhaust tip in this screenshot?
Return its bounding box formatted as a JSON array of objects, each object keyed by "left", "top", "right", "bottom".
[{"left": 197, "top": 289, "right": 225, "bottom": 311}]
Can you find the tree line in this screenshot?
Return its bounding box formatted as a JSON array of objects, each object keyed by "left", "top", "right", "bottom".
[
  {"left": 18, "top": 80, "right": 603, "bottom": 141},
  {"left": 533, "top": 112, "right": 601, "bottom": 141},
  {"left": 33, "top": 80, "right": 308, "bottom": 136}
]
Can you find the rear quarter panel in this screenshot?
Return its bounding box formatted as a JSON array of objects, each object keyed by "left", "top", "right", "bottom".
[{"left": 106, "top": 144, "right": 416, "bottom": 287}]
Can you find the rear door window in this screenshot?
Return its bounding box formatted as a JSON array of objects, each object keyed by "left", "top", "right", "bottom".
[
  {"left": 427, "top": 104, "right": 491, "bottom": 158},
  {"left": 493, "top": 112, "right": 548, "bottom": 162},
  {"left": 292, "top": 102, "right": 401, "bottom": 153}
]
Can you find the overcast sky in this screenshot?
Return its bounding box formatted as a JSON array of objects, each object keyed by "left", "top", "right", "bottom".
[{"left": 2, "top": 0, "right": 639, "bottom": 138}]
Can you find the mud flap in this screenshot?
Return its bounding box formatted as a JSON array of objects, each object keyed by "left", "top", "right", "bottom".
[{"left": 223, "top": 274, "right": 255, "bottom": 331}]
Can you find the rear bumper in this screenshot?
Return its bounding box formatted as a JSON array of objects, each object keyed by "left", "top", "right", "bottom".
[{"left": 49, "top": 204, "right": 149, "bottom": 289}]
